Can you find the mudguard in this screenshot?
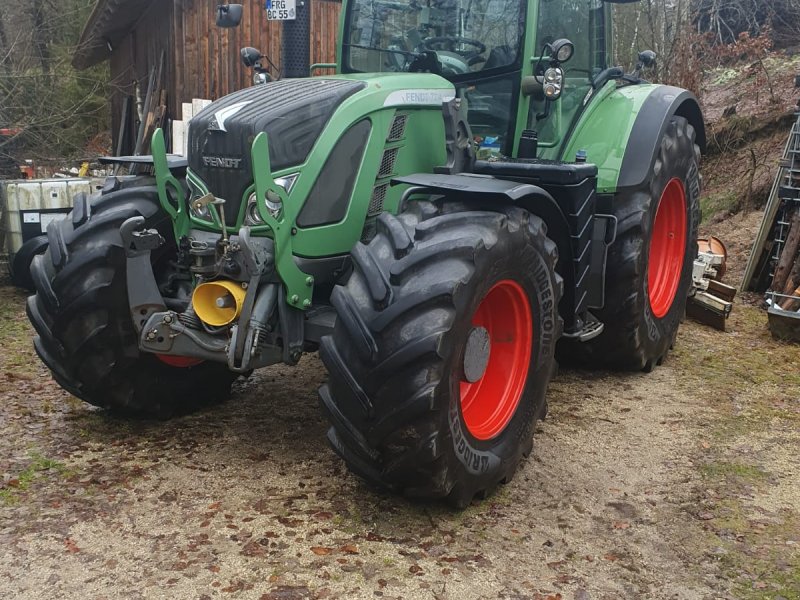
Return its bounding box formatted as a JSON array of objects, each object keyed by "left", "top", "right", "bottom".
[{"left": 562, "top": 83, "right": 706, "bottom": 194}]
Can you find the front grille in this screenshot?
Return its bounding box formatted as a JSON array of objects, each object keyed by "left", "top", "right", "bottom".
[
  {"left": 368, "top": 184, "right": 388, "bottom": 216},
  {"left": 378, "top": 148, "right": 399, "bottom": 179},
  {"left": 387, "top": 114, "right": 408, "bottom": 141}
]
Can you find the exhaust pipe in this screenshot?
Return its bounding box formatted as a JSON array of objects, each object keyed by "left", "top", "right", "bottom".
[
  {"left": 282, "top": 0, "right": 310, "bottom": 77},
  {"left": 192, "top": 280, "right": 248, "bottom": 326}
]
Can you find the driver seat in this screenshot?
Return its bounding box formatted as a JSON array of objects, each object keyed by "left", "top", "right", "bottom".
[{"left": 483, "top": 46, "right": 514, "bottom": 70}]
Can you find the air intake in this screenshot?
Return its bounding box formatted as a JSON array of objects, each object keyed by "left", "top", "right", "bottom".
[
  {"left": 378, "top": 148, "right": 399, "bottom": 179},
  {"left": 368, "top": 184, "right": 388, "bottom": 216},
  {"left": 387, "top": 114, "right": 408, "bottom": 142}
]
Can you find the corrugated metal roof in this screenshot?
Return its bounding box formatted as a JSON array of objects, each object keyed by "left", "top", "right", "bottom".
[{"left": 72, "top": 0, "right": 158, "bottom": 70}]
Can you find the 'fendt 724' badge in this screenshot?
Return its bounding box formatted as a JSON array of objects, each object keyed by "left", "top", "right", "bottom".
[{"left": 202, "top": 156, "right": 244, "bottom": 169}]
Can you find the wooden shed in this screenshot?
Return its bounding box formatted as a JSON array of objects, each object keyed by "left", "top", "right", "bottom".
[{"left": 73, "top": 0, "right": 341, "bottom": 154}]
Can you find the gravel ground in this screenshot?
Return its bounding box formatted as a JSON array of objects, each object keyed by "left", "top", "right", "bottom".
[{"left": 0, "top": 252, "right": 798, "bottom": 600}]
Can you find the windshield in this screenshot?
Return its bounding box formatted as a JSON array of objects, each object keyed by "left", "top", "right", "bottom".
[{"left": 344, "top": 0, "right": 526, "bottom": 77}]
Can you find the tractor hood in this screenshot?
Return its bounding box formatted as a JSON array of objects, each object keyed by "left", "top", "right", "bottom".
[
  {"left": 188, "top": 79, "right": 366, "bottom": 225},
  {"left": 186, "top": 74, "right": 454, "bottom": 226}
]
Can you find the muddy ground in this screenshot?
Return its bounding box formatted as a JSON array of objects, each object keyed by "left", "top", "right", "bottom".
[{"left": 0, "top": 231, "right": 798, "bottom": 600}]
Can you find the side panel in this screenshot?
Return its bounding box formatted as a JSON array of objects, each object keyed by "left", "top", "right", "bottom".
[
  {"left": 291, "top": 105, "right": 447, "bottom": 257},
  {"left": 562, "top": 83, "right": 706, "bottom": 194}
]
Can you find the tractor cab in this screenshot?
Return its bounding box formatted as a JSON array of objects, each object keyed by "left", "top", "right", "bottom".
[{"left": 340, "top": 0, "right": 610, "bottom": 159}]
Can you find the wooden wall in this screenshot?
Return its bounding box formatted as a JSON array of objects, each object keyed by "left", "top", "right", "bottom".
[{"left": 109, "top": 0, "right": 342, "bottom": 154}]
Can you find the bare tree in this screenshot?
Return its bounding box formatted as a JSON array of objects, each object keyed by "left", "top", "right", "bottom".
[{"left": 0, "top": 0, "right": 109, "bottom": 163}]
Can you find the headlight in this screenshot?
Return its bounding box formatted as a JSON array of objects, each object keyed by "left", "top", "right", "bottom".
[
  {"left": 244, "top": 174, "right": 298, "bottom": 225},
  {"left": 188, "top": 177, "right": 215, "bottom": 222},
  {"left": 191, "top": 200, "right": 213, "bottom": 220},
  {"left": 246, "top": 193, "right": 263, "bottom": 224},
  {"left": 549, "top": 39, "right": 575, "bottom": 64},
  {"left": 265, "top": 190, "right": 283, "bottom": 219},
  {"left": 543, "top": 68, "right": 564, "bottom": 99}
]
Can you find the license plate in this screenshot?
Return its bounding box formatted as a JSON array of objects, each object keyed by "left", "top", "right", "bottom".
[{"left": 265, "top": 0, "right": 296, "bottom": 20}]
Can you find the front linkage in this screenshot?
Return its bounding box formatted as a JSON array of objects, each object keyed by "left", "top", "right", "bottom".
[{"left": 137, "top": 128, "right": 318, "bottom": 373}]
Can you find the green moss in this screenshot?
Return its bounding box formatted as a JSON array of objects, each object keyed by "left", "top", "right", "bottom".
[
  {"left": 700, "top": 190, "right": 740, "bottom": 223},
  {"left": 1, "top": 451, "right": 65, "bottom": 505},
  {"left": 0, "top": 286, "right": 38, "bottom": 377},
  {"left": 710, "top": 67, "right": 741, "bottom": 86},
  {"left": 677, "top": 301, "right": 800, "bottom": 599},
  {"left": 700, "top": 462, "right": 769, "bottom": 482},
  {"left": 718, "top": 516, "right": 800, "bottom": 600}
]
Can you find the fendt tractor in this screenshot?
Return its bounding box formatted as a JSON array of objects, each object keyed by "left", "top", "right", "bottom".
[{"left": 27, "top": 0, "right": 704, "bottom": 507}]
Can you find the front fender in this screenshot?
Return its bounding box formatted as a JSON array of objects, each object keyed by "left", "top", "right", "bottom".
[{"left": 562, "top": 83, "right": 706, "bottom": 194}]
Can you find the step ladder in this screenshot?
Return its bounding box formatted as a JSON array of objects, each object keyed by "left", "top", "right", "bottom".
[{"left": 741, "top": 113, "right": 797, "bottom": 292}]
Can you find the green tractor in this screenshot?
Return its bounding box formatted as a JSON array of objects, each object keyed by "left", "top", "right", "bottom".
[{"left": 27, "top": 0, "right": 703, "bottom": 506}]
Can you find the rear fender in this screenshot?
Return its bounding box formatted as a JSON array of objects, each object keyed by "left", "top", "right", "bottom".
[{"left": 562, "top": 83, "right": 706, "bottom": 194}]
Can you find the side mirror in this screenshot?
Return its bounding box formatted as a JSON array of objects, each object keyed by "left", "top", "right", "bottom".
[
  {"left": 241, "top": 47, "right": 263, "bottom": 68},
  {"left": 216, "top": 4, "right": 243, "bottom": 28},
  {"left": 631, "top": 50, "right": 656, "bottom": 80},
  {"left": 638, "top": 50, "right": 657, "bottom": 69}
]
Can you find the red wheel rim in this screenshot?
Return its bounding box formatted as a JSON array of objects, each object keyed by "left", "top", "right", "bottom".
[
  {"left": 648, "top": 178, "right": 687, "bottom": 319},
  {"left": 459, "top": 280, "right": 533, "bottom": 441},
  {"left": 156, "top": 355, "right": 204, "bottom": 368}
]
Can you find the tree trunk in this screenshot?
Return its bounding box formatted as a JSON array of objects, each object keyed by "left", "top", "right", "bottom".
[
  {"left": 29, "top": 0, "right": 49, "bottom": 74},
  {"left": 0, "top": 8, "right": 10, "bottom": 73}
]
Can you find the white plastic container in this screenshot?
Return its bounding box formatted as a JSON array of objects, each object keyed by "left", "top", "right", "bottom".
[{"left": 1, "top": 178, "right": 105, "bottom": 256}]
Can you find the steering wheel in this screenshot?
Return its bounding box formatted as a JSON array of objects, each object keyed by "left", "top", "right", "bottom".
[{"left": 422, "top": 36, "right": 487, "bottom": 60}]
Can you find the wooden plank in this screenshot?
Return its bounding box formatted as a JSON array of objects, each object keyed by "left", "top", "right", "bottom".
[
  {"left": 192, "top": 98, "right": 211, "bottom": 117},
  {"left": 182, "top": 102, "right": 194, "bottom": 121},
  {"left": 172, "top": 120, "right": 186, "bottom": 156}
]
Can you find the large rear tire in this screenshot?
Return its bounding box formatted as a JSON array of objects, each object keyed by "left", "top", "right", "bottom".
[
  {"left": 319, "top": 200, "right": 562, "bottom": 507},
  {"left": 10, "top": 234, "right": 48, "bottom": 291},
  {"left": 564, "top": 116, "right": 701, "bottom": 371},
  {"left": 26, "top": 178, "right": 237, "bottom": 417}
]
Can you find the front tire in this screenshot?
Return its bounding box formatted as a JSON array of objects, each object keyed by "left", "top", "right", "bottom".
[
  {"left": 26, "top": 179, "right": 237, "bottom": 417},
  {"left": 565, "top": 116, "right": 701, "bottom": 371},
  {"left": 319, "top": 200, "right": 563, "bottom": 507}
]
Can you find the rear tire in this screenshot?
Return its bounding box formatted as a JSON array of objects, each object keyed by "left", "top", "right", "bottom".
[
  {"left": 319, "top": 200, "right": 563, "bottom": 507},
  {"left": 10, "top": 235, "right": 48, "bottom": 291},
  {"left": 564, "top": 116, "right": 701, "bottom": 371},
  {"left": 26, "top": 178, "right": 237, "bottom": 417}
]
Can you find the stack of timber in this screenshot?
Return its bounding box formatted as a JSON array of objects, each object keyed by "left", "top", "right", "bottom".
[
  {"left": 742, "top": 111, "right": 800, "bottom": 341},
  {"left": 767, "top": 157, "right": 800, "bottom": 341}
]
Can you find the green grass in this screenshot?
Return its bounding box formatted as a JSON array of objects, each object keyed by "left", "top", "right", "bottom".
[
  {"left": 700, "top": 190, "right": 740, "bottom": 223},
  {"left": 0, "top": 285, "right": 39, "bottom": 376},
  {"left": 700, "top": 462, "right": 769, "bottom": 482},
  {"left": 672, "top": 305, "right": 800, "bottom": 599},
  {"left": 0, "top": 451, "right": 65, "bottom": 505},
  {"left": 710, "top": 67, "right": 741, "bottom": 86}
]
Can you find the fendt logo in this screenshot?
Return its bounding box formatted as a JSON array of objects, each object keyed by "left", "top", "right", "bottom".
[{"left": 202, "top": 156, "right": 244, "bottom": 169}]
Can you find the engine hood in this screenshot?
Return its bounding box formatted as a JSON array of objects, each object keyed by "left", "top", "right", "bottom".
[
  {"left": 186, "top": 74, "right": 454, "bottom": 226},
  {"left": 188, "top": 79, "right": 366, "bottom": 224}
]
